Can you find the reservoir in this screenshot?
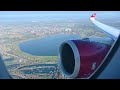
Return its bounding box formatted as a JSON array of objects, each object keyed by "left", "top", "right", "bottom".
[{"left": 19, "top": 34, "right": 81, "bottom": 56}]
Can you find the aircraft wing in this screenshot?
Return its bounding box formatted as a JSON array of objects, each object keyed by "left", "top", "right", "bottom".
[
  {"left": 90, "top": 13, "right": 120, "bottom": 40},
  {"left": 19, "top": 34, "right": 81, "bottom": 56}
]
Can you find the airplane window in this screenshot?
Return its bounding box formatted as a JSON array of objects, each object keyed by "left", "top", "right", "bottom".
[{"left": 0, "top": 11, "right": 119, "bottom": 79}]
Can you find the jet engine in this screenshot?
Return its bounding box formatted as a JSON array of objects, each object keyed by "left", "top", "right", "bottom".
[{"left": 59, "top": 39, "right": 111, "bottom": 79}]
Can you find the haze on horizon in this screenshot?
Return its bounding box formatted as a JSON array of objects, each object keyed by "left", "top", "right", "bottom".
[{"left": 0, "top": 11, "right": 120, "bottom": 22}]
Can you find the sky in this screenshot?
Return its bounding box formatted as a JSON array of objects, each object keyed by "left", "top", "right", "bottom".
[{"left": 0, "top": 11, "right": 120, "bottom": 22}]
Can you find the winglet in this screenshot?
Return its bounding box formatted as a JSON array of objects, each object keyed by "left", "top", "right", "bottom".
[
  {"left": 90, "top": 13, "right": 96, "bottom": 20},
  {"left": 91, "top": 13, "right": 96, "bottom": 18}
]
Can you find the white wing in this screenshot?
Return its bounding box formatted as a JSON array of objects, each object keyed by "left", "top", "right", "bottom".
[{"left": 90, "top": 13, "right": 120, "bottom": 40}]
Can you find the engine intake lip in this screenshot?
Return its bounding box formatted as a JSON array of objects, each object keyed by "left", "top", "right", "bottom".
[{"left": 59, "top": 40, "right": 80, "bottom": 78}]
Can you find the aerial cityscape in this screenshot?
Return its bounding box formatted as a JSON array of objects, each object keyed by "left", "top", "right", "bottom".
[{"left": 0, "top": 11, "right": 120, "bottom": 79}]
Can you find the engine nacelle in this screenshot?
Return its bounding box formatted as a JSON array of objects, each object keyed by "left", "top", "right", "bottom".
[{"left": 59, "top": 40, "right": 111, "bottom": 79}]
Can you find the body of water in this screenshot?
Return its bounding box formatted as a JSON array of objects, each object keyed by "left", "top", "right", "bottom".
[{"left": 19, "top": 34, "right": 81, "bottom": 56}]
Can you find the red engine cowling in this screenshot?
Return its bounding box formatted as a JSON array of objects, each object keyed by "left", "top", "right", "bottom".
[{"left": 59, "top": 40, "right": 111, "bottom": 79}]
